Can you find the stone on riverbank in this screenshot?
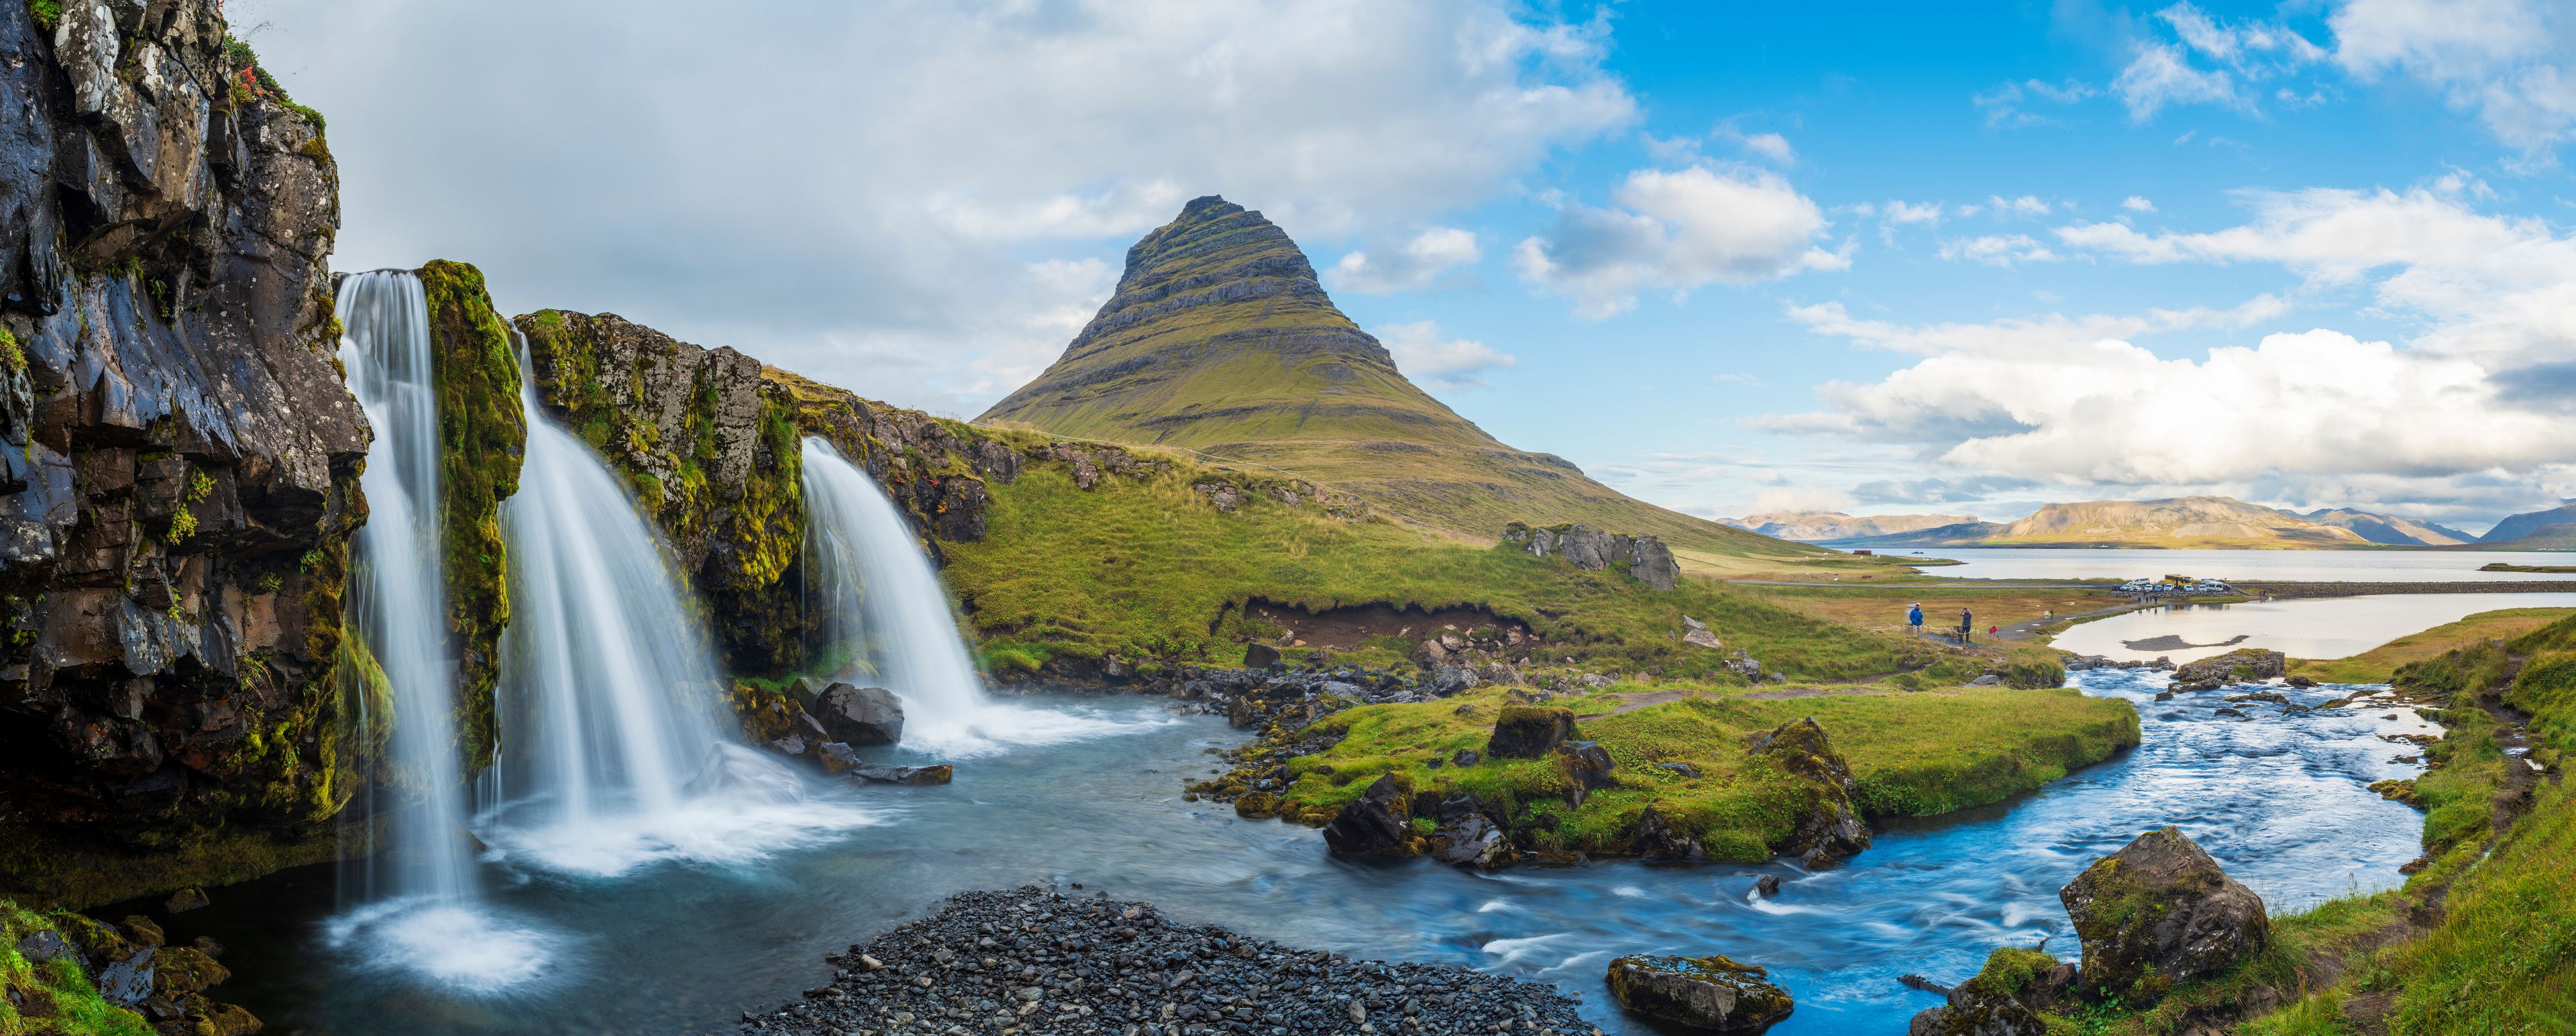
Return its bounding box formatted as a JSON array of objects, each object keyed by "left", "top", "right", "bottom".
[
  {"left": 1322, "top": 774, "right": 1419, "bottom": 857},
  {"left": 1906, "top": 947, "right": 2072, "bottom": 1036},
  {"left": 2059, "top": 826, "right": 2267, "bottom": 1001},
  {"left": 1750, "top": 717, "right": 1871, "bottom": 864},
  {"left": 747, "top": 887, "right": 1591, "bottom": 1036},
  {"left": 2171, "top": 649, "right": 2287, "bottom": 692},
  {"left": 812, "top": 684, "right": 906, "bottom": 745},
  {"left": 1487, "top": 705, "right": 1576, "bottom": 759},
  {"left": 1603, "top": 953, "right": 1795, "bottom": 1033},
  {"left": 849, "top": 764, "right": 953, "bottom": 786}
]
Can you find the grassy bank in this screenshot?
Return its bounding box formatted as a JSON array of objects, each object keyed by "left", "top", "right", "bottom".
[
  {"left": 2286, "top": 607, "right": 2576, "bottom": 684},
  {"left": 1246, "top": 680, "right": 2138, "bottom": 859},
  {"left": 1746, "top": 584, "right": 2130, "bottom": 641},
  {"left": 0, "top": 900, "right": 151, "bottom": 1036},
  {"left": 943, "top": 462, "right": 1938, "bottom": 682}
]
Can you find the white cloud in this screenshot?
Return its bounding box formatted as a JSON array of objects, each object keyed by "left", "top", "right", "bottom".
[
  {"left": 1884, "top": 201, "right": 1945, "bottom": 225},
  {"left": 1514, "top": 165, "right": 1845, "bottom": 318},
  {"left": 1972, "top": 78, "right": 2098, "bottom": 128},
  {"left": 1736, "top": 132, "right": 1795, "bottom": 164},
  {"left": 2110, "top": 4, "right": 2326, "bottom": 121},
  {"left": 2330, "top": 0, "right": 2576, "bottom": 160},
  {"left": 1375, "top": 321, "right": 1517, "bottom": 391},
  {"left": 2114, "top": 41, "right": 2246, "bottom": 120},
  {"left": 1989, "top": 195, "right": 2053, "bottom": 217},
  {"left": 1786, "top": 295, "right": 2289, "bottom": 357},
  {"left": 224, "top": 0, "right": 1637, "bottom": 413},
  {"left": 2122, "top": 195, "right": 2157, "bottom": 212},
  {"left": 1329, "top": 227, "right": 1482, "bottom": 294},
  {"left": 1937, "top": 234, "right": 2061, "bottom": 266}
]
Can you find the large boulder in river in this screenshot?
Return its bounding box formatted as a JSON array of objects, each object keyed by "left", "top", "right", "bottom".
[
  {"left": 1322, "top": 774, "right": 1419, "bottom": 857},
  {"left": 812, "top": 684, "right": 906, "bottom": 745},
  {"left": 1750, "top": 717, "right": 1870, "bottom": 864},
  {"left": 1906, "top": 948, "right": 2074, "bottom": 1036},
  {"left": 1604, "top": 954, "right": 1794, "bottom": 1033},
  {"left": 2059, "top": 827, "right": 2267, "bottom": 1002},
  {"left": 1627, "top": 806, "right": 1707, "bottom": 862},
  {"left": 2169, "top": 649, "right": 2286, "bottom": 692},
  {"left": 1487, "top": 705, "right": 1576, "bottom": 759}
]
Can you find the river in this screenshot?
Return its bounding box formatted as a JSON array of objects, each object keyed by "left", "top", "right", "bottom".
[{"left": 144, "top": 668, "right": 2429, "bottom": 1035}]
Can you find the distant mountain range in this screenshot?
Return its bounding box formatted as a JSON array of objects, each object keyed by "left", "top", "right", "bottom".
[
  {"left": 2481, "top": 501, "right": 2576, "bottom": 548},
  {"left": 1719, "top": 511, "right": 1978, "bottom": 542},
  {"left": 1737, "top": 497, "right": 2511, "bottom": 550}
]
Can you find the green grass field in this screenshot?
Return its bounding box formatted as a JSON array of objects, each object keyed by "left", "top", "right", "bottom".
[
  {"left": 1238, "top": 680, "right": 2137, "bottom": 859},
  {"left": 2287, "top": 607, "right": 2576, "bottom": 684},
  {"left": 943, "top": 462, "right": 1946, "bottom": 683}
]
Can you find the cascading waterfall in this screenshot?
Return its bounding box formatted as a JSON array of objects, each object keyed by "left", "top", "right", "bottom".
[
  {"left": 329, "top": 270, "right": 548, "bottom": 991},
  {"left": 799, "top": 437, "right": 1153, "bottom": 756},
  {"left": 482, "top": 347, "right": 873, "bottom": 877}
]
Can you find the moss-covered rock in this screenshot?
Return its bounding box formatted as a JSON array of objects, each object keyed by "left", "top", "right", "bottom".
[
  {"left": 1748, "top": 717, "right": 1872, "bottom": 864},
  {"left": 1486, "top": 705, "right": 1575, "bottom": 759},
  {"left": 2059, "top": 825, "right": 2268, "bottom": 1003},
  {"left": 1603, "top": 953, "right": 1794, "bottom": 1033},
  {"left": 418, "top": 260, "right": 527, "bottom": 775}
]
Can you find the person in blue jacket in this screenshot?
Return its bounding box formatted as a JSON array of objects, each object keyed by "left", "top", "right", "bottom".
[{"left": 1908, "top": 603, "right": 1923, "bottom": 636}]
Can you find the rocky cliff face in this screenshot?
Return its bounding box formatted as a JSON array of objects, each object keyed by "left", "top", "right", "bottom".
[
  {"left": 0, "top": 1, "right": 366, "bottom": 907},
  {"left": 420, "top": 262, "right": 523, "bottom": 772}
]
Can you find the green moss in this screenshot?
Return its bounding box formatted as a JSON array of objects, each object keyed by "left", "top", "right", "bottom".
[
  {"left": 417, "top": 260, "right": 527, "bottom": 776},
  {"left": 0, "top": 327, "right": 23, "bottom": 375},
  {"left": 0, "top": 898, "right": 152, "bottom": 1036},
  {"left": 1965, "top": 947, "right": 2065, "bottom": 998},
  {"left": 25, "top": 1, "right": 62, "bottom": 32}
]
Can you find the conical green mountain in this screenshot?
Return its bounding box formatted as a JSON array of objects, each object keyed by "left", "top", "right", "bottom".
[{"left": 979, "top": 196, "right": 1814, "bottom": 563}]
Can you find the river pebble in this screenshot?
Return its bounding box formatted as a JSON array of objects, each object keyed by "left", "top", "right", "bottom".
[{"left": 743, "top": 886, "right": 1595, "bottom": 1036}]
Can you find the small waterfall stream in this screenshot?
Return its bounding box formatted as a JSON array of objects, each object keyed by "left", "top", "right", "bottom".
[
  {"left": 480, "top": 350, "right": 873, "bottom": 879},
  {"left": 798, "top": 437, "right": 1148, "bottom": 756},
  {"left": 329, "top": 270, "right": 548, "bottom": 990}
]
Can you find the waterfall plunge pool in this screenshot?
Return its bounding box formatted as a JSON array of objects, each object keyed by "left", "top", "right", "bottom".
[{"left": 139, "top": 668, "right": 2430, "bottom": 1035}]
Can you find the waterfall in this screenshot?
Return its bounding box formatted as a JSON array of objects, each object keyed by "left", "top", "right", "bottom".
[
  {"left": 330, "top": 270, "right": 549, "bottom": 991},
  {"left": 481, "top": 347, "right": 874, "bottom": 878},
  {"left": 799, "top": 437, "right": 1152, "bottom": 756}
]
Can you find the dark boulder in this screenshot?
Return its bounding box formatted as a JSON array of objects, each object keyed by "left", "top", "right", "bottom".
[
  {"left": 1430, "top": 813, "right": 1517, "bottom": 870},
  {"left": 1322, "top": 774, "right": 1418, "bottom": 857},
  {"left": 1558, "top": 740, "right": 1617, "bottom": 805},
  {"left": 1905, "top": 948, "right": 2074, "bottom": 1036},
  {"left": 165, "top": 888, "right": 210, "bottom": 913},
  {"left": 1242, "top": 641, "right": 1283, "bottom": 670},
  {"left": 1750, "top": 717, "right": 1870, "bottom": 864},
  {"left": 2059, "top": 826, "right": 2267, "bottom": 1002},
  {"left": 2171, "top": 649, "right": 2287, "bottom": 692},
  {"left": 1487, "top": 705, "right": 1576, "bottom": 759},
  {"left": 816, "top": 741, "right": 859, "bottom": 774},
  {"left": 1754, "top": 875, "right": 1781, "bottom": 898},
  {"left": 1450, "top": 748, "right": 1482, "bottom": 768},
  {"left": 1627, "top": 806, "right": 1705, "bottom": 862},
  {"left": 849, "top": 764, "right": 952, "bottom": 786},
  {"left": 812, "top": 684, "right": 906, "bottom": 745},
  {"left": 1603, "top": 954, "right": 1794, "bottom": 1033}
]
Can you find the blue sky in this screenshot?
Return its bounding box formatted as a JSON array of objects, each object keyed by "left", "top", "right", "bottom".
[{"left": 234, "top": 0, "right": 2576, "bottom": 532}]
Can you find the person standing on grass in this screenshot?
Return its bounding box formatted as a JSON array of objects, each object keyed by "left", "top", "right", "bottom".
[
  {"left": 1960, "top": 608, "right": 1974, "bottom": 643},
  {"left": 1909, "top": 603, "right": 1923, "bottom": 636}
]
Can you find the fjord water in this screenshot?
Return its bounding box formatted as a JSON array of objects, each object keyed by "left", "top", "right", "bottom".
[
  {"left": 797, "top": 437, "right": 1146, "bottom": 756},
  {"left": 2053, "top": 592, "right": 2576, "bottom": 664},
  {"left": 482, "top": 358, "right": 875, "bottom": 880},
  {"left": 1925, "top": 546, "right": 2575, "bottom": 582},
  {"left": 329, "top": 270, "right": 537, "bottom": 988},
  {"left": 194, "top": 669, "right": 2426, "bottom": 1035}
]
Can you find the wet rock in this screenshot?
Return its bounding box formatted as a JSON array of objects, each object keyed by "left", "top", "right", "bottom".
[
  {"left": 1558, "top": 740, "right": 1617, "bottom": 805},
  {"left": 1430, "top": 812, "right": 1517, "bottom": 870},
  {"left": 1321, "top": 774, "right": 1417, "bottom": 857},
  {"left": 2171, "top": 649, "right": 2288, "bottom": 692},
  {"left": 1603, "top": 953, "right": 1794, "bottom": 1033},
  {"left": 2059, "top": 826, "right": 2268, "bottom": 1002},
  {"left": 2224, "top": 690, "right": 2292, "bottom": 706},
  {"left": 1907, "top": 948, "right": 2076, "bottom": 1036},
  {"left": 1750, "top": 717, "right": 1871, "bottom": 864},
  {"left": 811, "top": 684, "right": 906, "bottom": 745},
  {"left": 849, "top": 764, "right": 952, "bottom": 786},
  {"left": 1242, "top": 642, "right": 1282, "bottom": 669},
  {"left": 1627, "top": 806, "right": 1706, "bottom": 862},
  {"left": 815, "top": 741, "right": 860, "bottom": 775},
  {"left": 1754, "top": 875, "right": 1781, "bottom": 898},
  {"left": 2286, "top": 676, "right": 2316, "bottom": 688},
  {"left": 165, "top": 887, "right": 211, "bottom": 913},
  {"left": 1487, "top": 705, "right": 1576, "bottom": 759},
  {"left": 2212, "top": 707, "right": 2248, "bottom": 719},
  {"left": 15, "top": 929, "right": 73, "bottom": 965}
]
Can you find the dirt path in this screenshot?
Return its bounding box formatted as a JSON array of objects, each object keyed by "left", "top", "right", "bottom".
[{"left": 1574, "top": 684, "right": 1894, "bottom": 718}]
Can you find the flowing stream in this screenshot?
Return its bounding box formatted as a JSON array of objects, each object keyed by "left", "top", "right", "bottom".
[
  {"left": 171, "top": 667, "right": 2428, "bottom": 1035},
  {"left": 798, "top": 437, "right": 1148, "bottom": 756}
]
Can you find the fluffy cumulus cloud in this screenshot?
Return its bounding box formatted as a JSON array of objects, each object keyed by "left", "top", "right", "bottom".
[
  {"left": 1328, "top": 227, "right": 1481, "bottom": 295},
  {"left": 1776, "top": 178, "right": 2576, "bottom": 515},
  {"left": 1375, "top": 321, "right": 1516, "bottom": 391},
  {"left": 1939, "top": 234, "right": 2059, "bottom": 266},
  {"left": 1513, "top": 165, "right": 1845, "bottom": 317},
  {"left": 226, "top": 0, "right": 1635, "bottom": 412},
  {"left": 2330, "top": 0, "right": 2576, "bottom": 161}
]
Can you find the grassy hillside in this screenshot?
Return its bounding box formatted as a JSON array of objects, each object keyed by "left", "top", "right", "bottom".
[
  {"left": 974, "top": 195, "right": 1818, "bottom": 561},
  {"left": 2288, "top": 607, "right": 2576, "bottom": 684},
  {"left": 939, "top": 451, "right": 1937, "bottom": 683}
]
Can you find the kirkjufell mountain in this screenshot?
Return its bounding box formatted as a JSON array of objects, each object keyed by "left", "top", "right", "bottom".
[{"left": 981, "top": 196, "right": 1801, "bottom": 557}]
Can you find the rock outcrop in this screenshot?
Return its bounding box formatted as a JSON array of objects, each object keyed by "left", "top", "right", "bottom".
[
  {"left": 419, "top": 260, "right": 525, "bottom": 772},
  {"left": 2170, "top": 649, "right": 2288, "bottom": 692},
  {"left": 1, "top": 0, "right": 371, "bottom": 907},
  {"left": 1749, "top": 717, "right": 1871, "bottom": 864},
  {"left": 1603, "top": 953, "right": 1795, "bottom": 1033},
  {"left": 1320, "top": 773, "right": 1417, "bottom": 857},
  {"left": 810, "top": 683, "right": 905, "bottom": 746},
  {"left": 2059, "top": 826, "right": 2268, "bottom": 1001},
  {"left": 1906, "top": 948, "right": 2073, "bottom": 1036},
  {"left": 1487, "top": 705, "right": 1575, "bottom": 759},
  {"left": 1500, "top": 523, "right": 1680, "bottom": 590}
]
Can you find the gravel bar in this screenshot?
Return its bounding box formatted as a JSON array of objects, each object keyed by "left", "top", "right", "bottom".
[{"left": 741, "top": 887, "right": 1599, "bottom": 1036}]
